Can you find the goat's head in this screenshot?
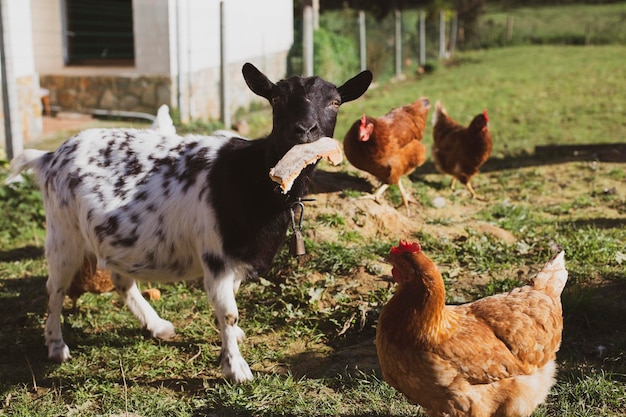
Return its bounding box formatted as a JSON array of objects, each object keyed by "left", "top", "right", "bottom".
[{"left": 242, "top": 63, "right": 372, "bottom": 156}]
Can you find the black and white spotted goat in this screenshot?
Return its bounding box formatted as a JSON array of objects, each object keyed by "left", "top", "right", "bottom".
[{"left": 9, "top": 63, "right": 372, "bottom": 382}]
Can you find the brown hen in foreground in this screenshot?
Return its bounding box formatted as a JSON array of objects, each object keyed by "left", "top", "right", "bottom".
[
  {"left": 432, "top": 101, "right": 492, "bottom": 200},
  {"left": 376, "top": 240, "right": 567, "bottom": 417},
  {"left": 343, "top": 98, "right": 430, "bottom": 214}
]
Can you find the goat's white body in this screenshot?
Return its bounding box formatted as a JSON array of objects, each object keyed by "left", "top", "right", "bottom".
[{"left": 10, "top": 128, "right": 253, "bottom": 382}]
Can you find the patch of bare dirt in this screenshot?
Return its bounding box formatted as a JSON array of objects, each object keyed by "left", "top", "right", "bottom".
[{"left": 308, "top": 162, "right": 517, "bottom": 245}]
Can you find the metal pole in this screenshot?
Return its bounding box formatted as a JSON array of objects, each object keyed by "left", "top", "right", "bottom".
[
  {"left": 312, "top": 0, "right": 319, "bottom": 30},
  {"left": 303, "top": 4, "right": 313, "bottom": 76},
  {"left": 175, "top": 0, "right": 188, "bottom": 123},
  {"left": 394, "top": 9, "right": 402, "bottom": 77},
  {"left": 439, "top": 11, "right": 446, "bottom": 59},
  {"left": 419, "top": 10, "right": 426, "bottom": 66},
  {"left": 0, "top": 0, "right": 22, "bottom": 159},
  {"left": 450, "top": 11, "right": 458, "bottom": 56},
  {"left": 359, "top": 10, "right": 366, "bottom": 72},
  {"left": 220, "top": 1, "right": 231, "bottom": 129}
]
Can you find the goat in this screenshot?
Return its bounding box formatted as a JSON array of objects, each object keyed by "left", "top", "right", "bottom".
[{"left": 9, "top": 63, "right": 372, "bottom": 383}]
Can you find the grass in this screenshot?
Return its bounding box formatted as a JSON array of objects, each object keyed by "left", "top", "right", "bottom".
[
  {"left": 335, "top": 44, "right": 625, "bottom": 160},
  {"left": 1, "top": 41, "right": 625, "bottom": 417},
  {"left": 479, "top": 3, "right": 626, "bottom": 47}
]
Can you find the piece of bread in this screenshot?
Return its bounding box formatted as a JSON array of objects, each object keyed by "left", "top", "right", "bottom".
[{"left": 269, "top": 137, "right": 343, "bottom": 193}]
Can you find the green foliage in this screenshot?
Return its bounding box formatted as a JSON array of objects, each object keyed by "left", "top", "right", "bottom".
[
  {"left": 174, "top": 117, "right": 223, "bottom": 136},
  {"left": 313, "top": 28, "right": 360, "bottom": 83},
  {"left": 0, "top": 172, "right": 46, "bottom": 247}
]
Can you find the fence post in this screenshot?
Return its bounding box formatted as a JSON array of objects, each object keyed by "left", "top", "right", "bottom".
[
  {"left": 219, "top": 1, "right": 231, "bottom": 129},
  {"left": 449, "top": 11, "right": 458, "bottom": 57},
  {"left": 303, "top": 4, "right": 314, "bottom": 76},
  {"left": 312, "top": 0, "right": 319, "bottom": 30},
  {"left": 439, "top": 11, "right": 446, "bottom": 59},
  {"left": 507, "top": 15, "right": 514, "bottom": 43},
  {"left": 394, "top": 9, "right": 402, "bottom": 77},
  {"left": 359, "top": 10, "right": 366, "bottom": 72},
  {"left": 0, "top": 0, "right": 22, "bottom": 160},
  {"left": 419, "top": 10, "right": 426, "bottom": 66}
]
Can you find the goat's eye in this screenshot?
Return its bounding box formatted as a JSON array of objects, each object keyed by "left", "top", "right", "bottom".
[
  {"left": 331, "top": 99, "right": 341, "bottom": 108},
  {"left": 271, "top": 96, "right": 281, "bottom": 105}
]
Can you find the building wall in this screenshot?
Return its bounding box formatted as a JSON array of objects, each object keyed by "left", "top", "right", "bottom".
[
  {"left": 29, "top": 0, "right": 64, "bottom": 75},
  {"left": 0, "top": 0, "right": 42, "bottom": 150},
  {"left": 29, "top": 0, "right": 294, "bottom": 122},
  {"left": 175, "top": 0, "right": 294, "bottom": 121}
]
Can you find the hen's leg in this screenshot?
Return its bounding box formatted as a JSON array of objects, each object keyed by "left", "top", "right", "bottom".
[
  {"left": 465, "top": 181, "right": 486, "bottom": 201},
  {"left": 372, "top": 183, "right": 389, "bottom": 203},
  {"left": 396, "top": 179, "right": 414, "bottom": 216},
  {"left": 450, "top": 177, "right": 457, "bottom": 190},
  {"left": 359, "top": 183, "right": 389, "bottom": 204},
  {"left": 113, "top": 272, "right": 175, "bottom": 340},
  {"left": 204, "top": 265, "right": 253, "bottom": 383}
]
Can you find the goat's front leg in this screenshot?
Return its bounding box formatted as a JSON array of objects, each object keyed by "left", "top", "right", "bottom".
[
  {"left": 112, "top": 273, "right": 175, "bottom": 340},
  {"left": 204, "top": 268, "right": 253, "bottom": 383}
]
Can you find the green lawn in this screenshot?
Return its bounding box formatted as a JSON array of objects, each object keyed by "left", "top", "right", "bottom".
[{"left": 1, "top": 43, "right": 625, "bottom": 416}]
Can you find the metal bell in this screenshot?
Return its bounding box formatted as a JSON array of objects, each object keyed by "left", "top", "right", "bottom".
[{"left": 289, "top": 228, "right": 306, "bottom": 257}]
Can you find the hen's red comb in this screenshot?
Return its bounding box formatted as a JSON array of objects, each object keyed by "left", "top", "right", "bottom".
[
  {"left": 391, "top": 239, "right": 422, "bottom": 255},
  {"left": 360, "top": 114, "right": 367, "bottom": 126},
  {"left": 483, "top": 109, "right": 489, "bottom": 122}
]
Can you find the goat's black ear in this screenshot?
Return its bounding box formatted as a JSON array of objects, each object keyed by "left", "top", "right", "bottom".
[
  {"left": 242, "top": 63, "right": 275, "bottom": 100},
  {"left": 337, "top": 70, "right": 373, "bottom": 104}
]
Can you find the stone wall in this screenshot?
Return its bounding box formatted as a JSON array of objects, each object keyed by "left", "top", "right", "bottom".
[
  {"left": 39, "top": 74, "right": 173, "bottom": 116},
  {"left": 38, "top": 50, "right": 289, "bottom": 123}
]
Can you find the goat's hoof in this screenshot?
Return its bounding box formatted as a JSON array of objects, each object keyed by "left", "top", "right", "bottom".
[
  {"left": 221, "top": 353, "right": 254, "bottom": 383},
  {"left": 48, "top": 342, "right": 71, "bottom": 362},
  {"left": 150, "top": 319, "right": 176, "bottom": 340}
]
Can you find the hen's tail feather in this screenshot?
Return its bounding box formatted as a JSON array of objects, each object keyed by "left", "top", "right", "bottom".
[
  {"left": 532, "top": 251, "right": 568, "bottom": 297},
  {"left": 6, "top": 149, "right": 49, "bottom": 184}
]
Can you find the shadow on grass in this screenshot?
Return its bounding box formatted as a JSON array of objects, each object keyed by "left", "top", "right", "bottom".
[
  {"left": 563, "top": 217, "right": 626, "bottom": 230},
  {"left": 559, "top": 280, "right": 626, "bottom": 376},
  {"left": 0, "top": 245, "right": 44, "bottom": 262},
  {"left": 312, "top": 169, "right": 373, "bottom": 194},
  {"left": 0, "top": 274, "right": 51, "bottom": 391}
]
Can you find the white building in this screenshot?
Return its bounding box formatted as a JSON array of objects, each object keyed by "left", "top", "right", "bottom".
[
  {"left": 1, "top": 0, "right": 294, "bottom": 150},
  {"left": 0, "top": 0, "right": 41, "bottom": 150}
]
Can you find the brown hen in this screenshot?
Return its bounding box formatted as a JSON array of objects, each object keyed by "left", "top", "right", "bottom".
[
  {"left": 343, "top": 98, "right": 430, "bottom": 214},
  {"left": 432, "top": 101, "right": 492, "bottom": 200},
  {"left": 376, "top": 240, "right": 567, "bottom": 417},
  {"left": 67, "top": 256, "right": 161, "bottom": 307},
  {"left": 66, "top": 255, "right": 115, "bottom": 308}
]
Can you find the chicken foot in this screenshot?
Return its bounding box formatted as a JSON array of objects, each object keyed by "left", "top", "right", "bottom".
[
  {"left": 451, "top": 178, "right": 486, "bottom": 201},
  {"left": 465, "top": 182, "right": 488, "bottom": 201},
  {"left": 362, "top": 180, "right": 415, "bottom": 215}
]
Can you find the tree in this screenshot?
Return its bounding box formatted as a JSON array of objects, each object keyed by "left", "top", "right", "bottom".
[{"left": 319, "top": 0, "right": 438, "bottom": 19}]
